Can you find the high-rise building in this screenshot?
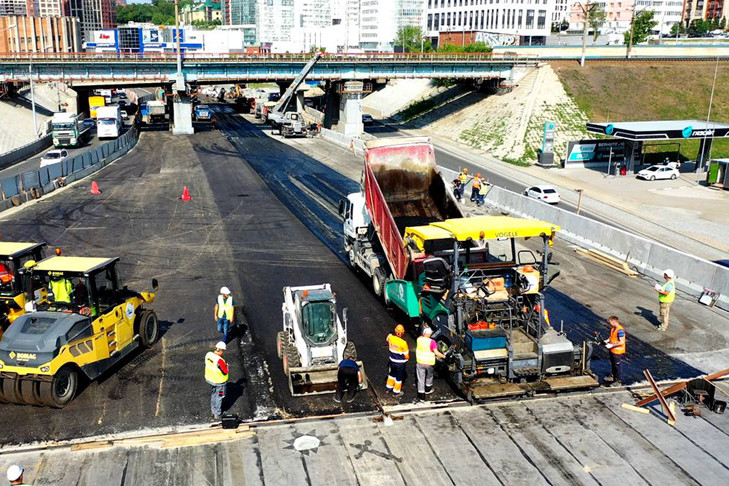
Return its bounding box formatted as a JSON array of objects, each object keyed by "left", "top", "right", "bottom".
[
  {"left": 684, "top": 0, "right": 729, "bottom": 24},
  {"left": 68, "top": 0, "right": 116, "bottom": 42},
  {"left": 0, "top": 15, "right": 82, "bottom": 53},
  {"left": 0, "top": 0, "right": 29, "bottom": 16},
  {"left": 256, "top": 0, "right": 294, "bottom": 43},
  {"left": 230, "top": 0, "right": 256, "bottom": 25},
  {"left": 360, "top": 0, "right": 423, "bottom": 51},
  {"left": 37, "top": 0, "right": 63, "bottom": 17}
]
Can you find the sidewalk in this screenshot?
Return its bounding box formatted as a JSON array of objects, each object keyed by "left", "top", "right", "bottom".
[{"left": 419, "top": 129, "right": 729, "bottom": 261}]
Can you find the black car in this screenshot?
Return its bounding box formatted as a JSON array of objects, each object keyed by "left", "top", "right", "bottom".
[{"left": 362, "top": 114, "right": 375, "bottom": 125}]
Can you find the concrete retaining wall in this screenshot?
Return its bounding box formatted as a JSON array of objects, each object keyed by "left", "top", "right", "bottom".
[
  {"left": 438, "top": 165, "right": 729, "bottom": 310},
  {"left": 0, "top": 134, "right": 52, "bottom": 171}
]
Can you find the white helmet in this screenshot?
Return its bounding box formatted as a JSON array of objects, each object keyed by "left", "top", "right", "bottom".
[
  {"left": 7, "top": 465, "right": 23, "bottom": 482},
  {"left": 220, "top": 286, "right": 231, "bottom": 295},
  {"left": 215, "top": 341, "right": 227, "bottom": 350}
]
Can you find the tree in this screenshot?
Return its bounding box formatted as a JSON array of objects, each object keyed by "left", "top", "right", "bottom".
[
  {"left": 576, "top": 2, "right": 607, "bottom": 66},
  {"left": 669, "top": 22, "right": 686, "bottom": 37},
  {"left": 624, "top": 10, "right": 658, "bottom": 45},
  {"left": 436, "top": 42, "right": 492, "bottom": 53},
  {"left": 589, "top": 5, "right": 606, "bottom": 41},
  {"left": 393, "top": 26, "right": 432, "bottom": 53}
]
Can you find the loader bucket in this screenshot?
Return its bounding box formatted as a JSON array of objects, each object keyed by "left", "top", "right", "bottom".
[{"left": 287, "top": 361, "right": 368, "bottom": 397}]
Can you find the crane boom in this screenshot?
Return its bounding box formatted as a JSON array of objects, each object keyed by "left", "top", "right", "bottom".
[{"left": 271, "top": 51, "right": 323, "bottom": 116}]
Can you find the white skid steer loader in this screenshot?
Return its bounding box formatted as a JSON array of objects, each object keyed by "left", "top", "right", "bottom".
[{"left": 277, "top": 283, "right": 368, "bottom": 396}]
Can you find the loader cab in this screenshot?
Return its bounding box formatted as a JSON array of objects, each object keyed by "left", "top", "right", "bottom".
[
  {"left": 295, "top": 289, "right": 337, "bottom": 345},
  {"left": 0, "top": 242, "right": 48, "bottom": 333}
]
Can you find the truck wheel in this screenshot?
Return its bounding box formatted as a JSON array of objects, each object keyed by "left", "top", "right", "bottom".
[
  {"left": 276, "top": 331, "right": 288, "bottom": 359},
  {"left": 1, "top": 378, "right": 22, "bottom": 404},
  {"left": 0, "top": 378, "right": 7, "bottom": 403},
  {"left": 137, "top": 310, "right": 160, "bottom": 348},
  {"left": 39, "top": 366, "right": 78, "bottom": 408},
  {"left": 286, "top": 343, "right": 301, "bottom": 372},
  {"left": 347, "top": 248, "right": 357, "bottom": 269},
  {"left": 372, "top": 267, "right": 386, "bottom": 298},
  {"left": 344, "top": 341, "right": 358, "bottom": 360},
  {"left": 20, "top": 380, "right": 42, "bottom": 406}
]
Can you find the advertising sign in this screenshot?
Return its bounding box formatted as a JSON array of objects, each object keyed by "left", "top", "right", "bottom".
[
  {"left": 92, "top": 30, "right": 116, "bottom": 47},
  {"left": 542, "top": 121, "right": 555, "bottom": 153},
  {"left": 566, "top": 140, "right": 626, "bottom": 167}
]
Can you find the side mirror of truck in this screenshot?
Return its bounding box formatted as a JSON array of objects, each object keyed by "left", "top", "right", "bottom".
[
  {"left": 338, "top": 199, "right": 346, "bottom": 218},
  {"left": 152, "top": 278, "right": 159, "bottom": 290}
]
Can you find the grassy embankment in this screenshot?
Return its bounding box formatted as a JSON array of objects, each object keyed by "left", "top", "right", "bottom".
[{"left": 553, "top": 61, "right": 729, "bottom": 161}]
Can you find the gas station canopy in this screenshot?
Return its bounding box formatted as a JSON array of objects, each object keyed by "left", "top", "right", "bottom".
[{"left": 587, "top": 120, "right": 729, "bottom": 141}]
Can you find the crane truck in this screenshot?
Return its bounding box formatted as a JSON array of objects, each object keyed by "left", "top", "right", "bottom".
[
  {"left": 340, "top": 137, "right": 598, "bottom": 401},
  {"left": 266, "top": 52, "right": 322, "bottom": 133}
]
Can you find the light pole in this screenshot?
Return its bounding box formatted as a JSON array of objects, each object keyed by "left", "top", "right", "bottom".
[
  {"left": 174, "top": 0, "right": 183, "bottom": 92},
  {"left": 627, "top": 5, "right": 650, "bottom": 59},
  {"left": 698, "top": 56, "right": 719, "bottom": 172}
]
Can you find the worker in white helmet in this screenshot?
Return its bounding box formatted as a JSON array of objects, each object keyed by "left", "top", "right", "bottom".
[
  {"left": 204, "top": 341, "right": 230, "bottom": 420},
  {"left": 214, "top": 286, "right": 235, "bottom": 343},
  {"left": 7, "top": 465, "right": 30, "bottom": 485}
]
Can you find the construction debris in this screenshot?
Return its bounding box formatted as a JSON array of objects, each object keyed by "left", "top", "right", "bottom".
[{"left": 575, "top": 248, "right": 638, "bottom": 277}]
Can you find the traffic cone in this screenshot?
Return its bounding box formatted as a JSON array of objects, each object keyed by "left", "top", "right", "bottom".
[
  {"left": 179, "top": 186, "right": 192, "bottom": 201},
  {"left": 90, "top": 181, "right": 101, "bottom": 194}
]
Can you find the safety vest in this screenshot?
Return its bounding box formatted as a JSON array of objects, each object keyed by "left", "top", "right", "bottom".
[
  {"left": 609, "top": 324, "right": 626, "bottom": 355},
  {"left": 659, "top": 280, "right": 675, "bottom": 303},
  {"left": 472, "top": 178, "right": 481, "bottom": 190},
  {"left": 0, "top": 264, "right": 11, "bottom": 284},
  {"left": 387, "top": 334, "right": 409, "bottom": 363},
  {"left": 205, "top": 352, "right": 229, "bottom": 384},
  {"left": 50, "top": 278, "right": 73, "bottom": 303},
  {"left": 479, "top": 183, "right": 489, "bottom": 195},
  {"left": 217, "top": 295, "right": 234, "bottom": 320},
  {"left": 458, "top": 172, "right": 468, "bottom": 184},
  {"left": 544, "top": 309, "right": 551, "bottom": 327},
  {"left": 416, "top": 336, "right": 436, "bottom": 366}
]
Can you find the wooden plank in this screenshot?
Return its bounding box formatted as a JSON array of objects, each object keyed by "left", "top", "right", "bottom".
[
  {"left": 564, "top": 395, "right": 699, "bottom": 485},
  {"left": 337, "top": 416, "right": 406, "bottom": 486},
  {"left": 598, "top": 393, "right": 729, "bottom": 484},
  {"left": 705, "top": 368, "right": 729, "bottom": 381},
  {"left": 709, "top": 378, "right": 729, "bottom": 397},
  {"left": 451, "top": 407, "right": 549, "bottom": 485},
  {"left": 489, "top": 403, "right": 599, "bottom": 486},
  {"left": 523, "top": 400, "right": 649, "bottom": 486},
  {"left": 413, "top": 412, "right": 501, "bottom": 485},
  {"left": 621, "top": 403, "right": 651, "bottom": 414},
  {"left": 635, "top": 381, "right": 686, "bottom": 407},
  {"left": 293, "top": 421, "right": 360, "bottom": 485},
  {"left": 643, "top": 369, "right": 676, "bottom": 423},
  {"left": 543, "top": 374, "right": 599, "bottom": 391}
]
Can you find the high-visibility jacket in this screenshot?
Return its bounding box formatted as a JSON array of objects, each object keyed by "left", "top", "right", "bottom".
[
  {"left": 387, "top": 334, "right": 409, "bottom": 363},
  {"left": 217, "top": 295, "right": 234, "bottom": 320},
  {"left": 458, "top": 172, "right": 468, "bottom": 184},
  {"left": 50, "top": 278, "right": 73, "bottom": 303},
  {"left": 416, "top": 336, "right": 436, "bottom": 366},
  {"left": 205, "top": 352, "right": 229, "bottom": 385},
  {"left": 472, "top": 178, "right": 481, "bottom": 190},
  {"left": 479, "top": 183, "right": 489, "bottom": 195},
  {"left": 659, "top": 280, "right": 675, "bottom": 303},
  {"left": 0, "top": 263, "right": 12, "bottom": 284},
  {"left": 609, "top": 324, "right": 626, "bottom": 355},
  {"left": 544, "top": 309, "right": 551, "bottom": 327}
]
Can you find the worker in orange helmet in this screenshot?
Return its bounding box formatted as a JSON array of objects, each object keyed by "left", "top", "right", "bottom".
[
  {"left": 471, "top": 173, "right": 482, "bottom": 203},
  {"left": 0, "top": 263, "right": 14, "bottom": 291},
  {"left": 386, "top": 324, "right": 409, "bottom": 396}
]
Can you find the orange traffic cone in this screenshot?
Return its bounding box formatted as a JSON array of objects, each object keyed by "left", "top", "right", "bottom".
[
  {"left": 179, "top": 186, "right": 192, "bottom": 201},
  {"left": 90, "top": 181, "right": 101, "bottom": 194}
]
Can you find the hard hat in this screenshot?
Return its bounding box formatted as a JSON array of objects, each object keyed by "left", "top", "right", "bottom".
[
  {"left": 422, "top": 326, "right": 433, "bottom": 336},
  {"left": 24, "top": 259, "right": 37, "bottom": 269},
  {"left": 394, "top": 324, "right": 405, "bottom": 336},
  {"left": 479, "top": 231, "right": 485, "bottom": 238},
  {"left": 663, "top": 269, "right": 675, "bottom": 279},
  {"left": 220, "top": 286, "right": 231, "bottom": 295},
  {"left": 7, "top": 465, "right": 23, "bottom": 482},
  {"left": 0, "top": 264, "right": 11, "bottom": 284},
  {"left": 215, "top": 341, "right": 227, "bottom": 350},
  {"left": 462, "top": 168, "right": 468, "bottom": 173}
]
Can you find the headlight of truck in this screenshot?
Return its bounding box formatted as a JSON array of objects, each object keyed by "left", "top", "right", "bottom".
[
  {"left": 53, "top": 139, "right": 58, "bottom": 144},
  {"left": 357, "top": 227, "right": 368, "bottom": 235},
  {"left": 40, "top": 365, "right": 50, "bottom": 372},
  {"left": 71, "top": 138, "right": 77, "bottom": 143}
]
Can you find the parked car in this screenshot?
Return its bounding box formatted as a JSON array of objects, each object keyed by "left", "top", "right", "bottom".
[
  {"left": 362, "top": 114, "right": 375, "bottom": 125},
  {"left": 523, "top": 185, "right": 560, "bottom": 204},
  {"left": 637, "top": 165, "right": 679, "bottom": 181},
  {"left": 40, "top": 149, "right": 69, "bottom": 168},
  {"left": 82, "top": 118, "right": 96, "bottom": 129}
]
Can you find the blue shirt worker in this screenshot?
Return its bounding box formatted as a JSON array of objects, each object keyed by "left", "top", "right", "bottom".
[
  {"left": 205, "top": 341, "right": 229, "bottom": 420},
  {"left": 386, "top": 324, "right": 409, "bottom": 396},
  {"left": 214, "top": 286, "right": 235, "bottom": 343},
  {"left": 335, "top": 355, "right": 362, "bottom": 403},
  {"left": 655, "top": 269, "right": 676, "bottom": 332}
]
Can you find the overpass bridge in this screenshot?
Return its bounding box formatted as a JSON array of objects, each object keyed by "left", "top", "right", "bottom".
[{"left": 0, "top": 52, "right": 535, "bottom": 86}]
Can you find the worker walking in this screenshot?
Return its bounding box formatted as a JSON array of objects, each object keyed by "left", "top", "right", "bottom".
[
  {"left": 205, "top": 341, "right": 229, "bottom": 420},
  {"left": 214, "top": 286, "right": 235, "bottom": 343},
  {"left": 335, "top": 353, "right": 362, "bottom": 403},
  {"left": 415, "top": 327, "right": 446, "bottom": 401},
  {"left": 477, "top": 179, "right": 489, "bottom": 206},
  {"left": 6, "top": 465, "right": 29, "bottom": 485},
  {"left": 470, "top": 173, "right": 482, "bottom": 202},
  {"left": 603, "top": 316, "right": 626, "bottom": 387},
  {"left": 386, "top": 324, "right": 409, "bottom": 396},
  {"left": 655, "top": 269, "right": 675, "bottom": 331}
]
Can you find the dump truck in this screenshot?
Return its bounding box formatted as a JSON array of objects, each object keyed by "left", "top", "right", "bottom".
[
  {"left": 140, "top": 100, "right": 167, "bottom": 125},
  {"left": 0, "top": 242, "right": 47, "bottom": 340},
  {"left": 277, "top": 283, "right": 367, "bottom": 396},
  {"left": 0, "top": 256, "right": 159, "bottom": 407},
  {"left": 51, "top": 113, "right": 91, "bottom": 148},
  {"left": 340, "top": 137, "right": 598, "bottom": 401}
]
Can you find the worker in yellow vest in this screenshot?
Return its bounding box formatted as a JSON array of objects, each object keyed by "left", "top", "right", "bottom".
[
  {"left": 654, "top": 269, "right": 676, "bottom": 332},
  {"left": 415, "top": 327, "right": 446, "bottom": 401},
  {"left": 204, "top": 341, "right": 229, "bottom": 420},
  {"left": 49, "top": 276, "right": 73, "bottom": 303},
  {"left": 603, "top": 316, "right": 626, "bottom": 387},
  {"left": 214, "top": 286, "right": 235, "bottom": 343},
  {"left": 386, "top": 324, "right": 409, "bottom": 396}
]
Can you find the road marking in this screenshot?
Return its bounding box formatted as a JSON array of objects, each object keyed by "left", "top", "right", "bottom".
[{"left": 155, "top": 338, "right": 166, "bottom": 417}]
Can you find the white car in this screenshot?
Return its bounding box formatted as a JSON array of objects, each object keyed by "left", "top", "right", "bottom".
[
  {"left": 637, "top": 165, "right": 679, "bottom": 181},
  {"left": 40, "top": 149, "right": 69, "bottom": 168},
  {"left": 523, "top": 185, "right": 560, "bottom": 204}
]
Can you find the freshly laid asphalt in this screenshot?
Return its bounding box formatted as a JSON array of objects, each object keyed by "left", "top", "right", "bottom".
[{"left": 0, "top": 107, "right": 723, "bottom": 445}]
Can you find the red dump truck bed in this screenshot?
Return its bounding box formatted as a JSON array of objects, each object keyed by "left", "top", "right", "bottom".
[{"left": 363, "top": 137, "right": 463, "bottom": 280}]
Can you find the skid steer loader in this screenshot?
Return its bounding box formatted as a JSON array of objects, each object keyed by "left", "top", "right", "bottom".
[{"left": 277, "top": 283, "right": 367, "bottom": 396}]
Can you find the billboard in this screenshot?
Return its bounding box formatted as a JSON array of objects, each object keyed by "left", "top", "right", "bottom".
[
  {"left": 92, "top": 30, "right": 116, "bottom": 47},
  {"left": 565, "top": 140, "right": 628, "bottom": 167}
]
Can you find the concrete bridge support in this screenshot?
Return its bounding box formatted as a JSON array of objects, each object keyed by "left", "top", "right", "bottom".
[
  {"left": 172, "top": 100, "right": 194, "bottom": 135},
  {"left": 338, "top": 92, "right": 363, "bottom": 137}
]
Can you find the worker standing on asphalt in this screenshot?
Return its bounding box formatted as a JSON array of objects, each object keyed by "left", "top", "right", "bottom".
[
  {"left": 415, "top": 327, "right": 446, "bottom": 401},
  {"left": 603, "top": 316, "right": 626, "bottom": 387},
  {"left": 386, "top": 324, "right": 409, "bottom": 396},
  {"left": 477, "top": 179, "right": 489, "bottom": 206},
  {"left": 205, "top": 341, "right": 229, "bottom": 420},
  {"left": 470, "top": 173, "right": 482, "bottom": 203},
  {"left": 655, "top": 269, "right": 675, "bottom": 331},
  {"left": 214, "top": 286, "right": 235, "bottom": 343},
  {"left": 335, "top": 353, "right": 362, "bottom": 403},
  {"left": 6, "top": 465, "right": 29, "bottom": 486}
]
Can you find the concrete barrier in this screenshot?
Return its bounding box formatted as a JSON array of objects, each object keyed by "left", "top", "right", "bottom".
[
  {"left": 320, "top": 128, "right": 365, "bottom": 154},
  {"left": 0, "top": 134, "right": 52, "bottom": 171},
  {"left": 438, "top": 165, "right": 729, "bottom": 310}
]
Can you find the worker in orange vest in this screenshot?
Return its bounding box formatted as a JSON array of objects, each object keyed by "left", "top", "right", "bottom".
[
  {"left": 470, "top": 173, "right": 482, "bottom": 203},
  {"left": 386, "top": 324, "right": 409, "bottom": 396},
  {"left": 603, "top": 316, "right": 626, "bottom": 387}
]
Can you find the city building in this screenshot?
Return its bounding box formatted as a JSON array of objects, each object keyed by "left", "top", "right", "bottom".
[
  {"left": 37, "top": 0, "right": 63, "bottom": 17},
  {"left": 0, "top": 0, "right": 29, "bottom": 16},
  {"left": 684, "top": 0, "right": 728, "bottom": 23},
  {"left": 570, "top": 1, "right": 682, "bottom": 37},
  {"left": 181, "top": 1, "right": 222, "bottom": 25},
  {"left": 360, "top": 0, "right": 423, "bottom": 51},
  {"left": 636, "top": 0, "right": 683, "bottom": 35},
  {"left": 230, "top": 0, "right": 255, "bottom": 25},
  {"left": 553, "top": 0, "right": 570, "bottom": 24},
  {"left": 67, "top": 0, "right": 116, "bottom": 42},
  {"left": 85, "top": 24, "right": 245, "bottom": 54},
  {"left": 424, "top": 0, "right": 555, "bottom": 47},
  {"left": 256, "top": 0, "right": 295, "bottom": 44},
  {"left": 0, "top": 15, "right": 82, "bottom": 53}
]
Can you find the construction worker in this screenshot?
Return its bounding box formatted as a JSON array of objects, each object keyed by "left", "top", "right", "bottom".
[
  {"left": 335, "top": 353, "right": 362, "bottom": 403},
  {"left": 49, "top": 275, "right": 73, "bottom": 303},
  {"left": 6, "top": 465, "right": 30, "bottom": 486},
  {"left": 470, "top": 173, "right": 482, "bottom": 202},
  {"left": 204, "top": 341, "right": 229, "bottom": 420},
  {"left": 416, "top": 327, "right": 446, "bottom": 401},
  {"left": 452, "top": 178, "right": 463, "bottom": 201},
  {"left": 0, "top": 263, "right": 12, "bottom": 292},
  {"left": 477, "top": 179, "right": 489, "bottom": 206},
  {"left": 603, "top": 316, "right": 626, "bottom": 387},
  {"left": 214, "top": 286, "right": 235, "bottom": 343},
  {"left": 655, "top": 269, "right": 675, "bottom": 331},
  {"left": 458, "top": 168, "right": 469, "bottom": 186},
  {"left": 386, "top": 324, "right": 409, "bottom": 396}
]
